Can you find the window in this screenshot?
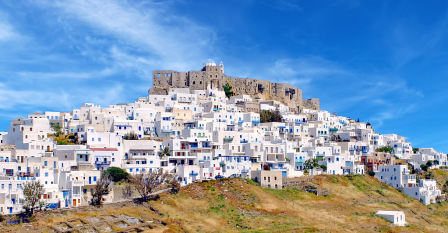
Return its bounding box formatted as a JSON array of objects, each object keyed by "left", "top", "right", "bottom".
[
  {"left": 45, "top": 172, "right": 48, "bottom": 177},
  {"left": 44, "top": 161, "right": 48, "bottom": 166},
  {"left": 83, "top": 189, "right": 87, "bottom": 194},
  {"left": 1, "top": 184, "right": 3, "bottom": 189},
  {"left": 93, "top": 176, "right": 97, "bottom": 181}
]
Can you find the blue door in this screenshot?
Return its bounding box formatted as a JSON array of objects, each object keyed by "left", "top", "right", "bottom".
[
  {"left": 9, "top": 207, "right": 12, "bottom": 214},
  {"left": 282, "top": 171, "right": 287, "bottom": 178},
  {"left": 89, "top": 177, "right": 92, "bottom": 184}
]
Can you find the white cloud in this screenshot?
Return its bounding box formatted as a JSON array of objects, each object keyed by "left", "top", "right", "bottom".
[
  {"left": 0, "top": 13, "right": 18, "bottom": 42},
  {"left": 269, "top": 57, "right": 348, "bottom": 78},
  {"left": 36, "top": 0, "right": 217, "bottom": 71},
  {"left": 17, "top": 68, "right": 115, "bottom": 79}
]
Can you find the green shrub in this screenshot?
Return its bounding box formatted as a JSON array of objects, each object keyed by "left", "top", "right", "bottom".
[
  {"left": 104, "top": 167, "right": 129, "bottom": 182},
  {"left": 367, "top": 171, "right": 375, "bottom": 177}
]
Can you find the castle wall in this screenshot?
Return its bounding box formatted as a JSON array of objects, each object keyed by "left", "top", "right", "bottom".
[{"left": 150, "top": 63, "right": 320, "bottom": 112}]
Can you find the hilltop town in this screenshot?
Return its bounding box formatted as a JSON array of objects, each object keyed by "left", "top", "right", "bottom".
[{"left": 0, "top": 62, "right": 446, "bottom": 219}]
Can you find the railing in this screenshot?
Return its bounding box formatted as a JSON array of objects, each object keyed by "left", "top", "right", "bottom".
[
  {"left": 223, "top": 138, "right": 233, "bottom": 142},
  {"left": 295, "top": 159, "right": 305, "bottom": 163},
  {"left": 329, "top": 128, "right": 338, "bottom": 131},
  {"left": 213, "top": 108, "right": 222, "bottom": 111},
  {"left": 240, "top": 140, "right": 248, "bottom": 143},
  {"left": 190, "top": 145, "right": 198, "bottom": 148},
  {"left": 71, "top": 181, "right": 84, "bottom": 186},
  {"left": 197, "top": 135, "right": 206, "bottom": 138},
  {"left": 198, "top": 126, "right": 204, "bottom": 130},
  {"left": 95, "top": 161, "right": 111, "bottom": 165},
  {"left": 72, "top": 194, "right": 81, "bottom": 199},
  {"left": 238, "top": 120, "right": 244, "bottom": 123},
  {"left": 190, "top": 172, "right": 199, "bottom": 176},
  {"left": 198, "top": 160, "right": 205, "bottom": 163},
  {"left": 252, "top": 120, "right": 260, "bottom": 124},
  {"left": 18, "top": 172, "right": 33, "bottom": 177},
  {"left": 202, "top": 144, "right": 212, "bottom": 148},
  {"left": 18, "top": 177, "right": 36, "bottom": 180},
  {"left": 241, "top": 169, "right": 250, "bottom": 173},
  {"left": 161, "top": 128, "right": 173, "bottom": 133}
]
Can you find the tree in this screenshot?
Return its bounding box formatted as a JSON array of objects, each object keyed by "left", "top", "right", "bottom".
[
  {"left": 303, "top": 158, "right": 319, "bottom": 172},
  {"left": 91, "top": 173, "right": 113, "bottom": 208},
  {"left": 161, "top": 146, "right": 172, "bottom": 157},
  {"left": 376, "top": 146, "right": 394, "bottom": 153},
  {"left": 50, "top": 123, "right": 62, "bottom": 136},
  {"left": 316, "top": 143, "right": 323, "bottom": 147},
  {"left": 123, "top": 132, "right": 139, "bottom": 140},
  {"left": 420, "top": 164, "right": 429, "bottom": 172},
  {"left": 22, "top": 180, "right": 44, "bottom": 216},
  {"left": 319, "top": 165, "right": 327, "bottom": 171},
  {"left": 426, "top": 160, "right": 433, "bottom": 167},
  {"left": 104, "top": 167, "right": 129, "bottom": 183},
  {"left": 122, "top": 184, "right": 133, "bottom": 199},
  {"left": 260, "top": 110, "right": 283, "bottom": 123},
  {"left": 168, "top": 178, "right": 181, "bottom": 194},
  {"left": 222, "top": 83, "right": 234, "bottom": 99},
  {"left": 130, "top": 168, "right": 173, "bottom": 202},
  {"left": 367, "top": 171, "right": 375, "bottom": 177}
]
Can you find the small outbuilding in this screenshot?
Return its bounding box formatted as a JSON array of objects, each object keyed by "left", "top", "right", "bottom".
[{"left": 376, "top": 211, "right": 407, "bottom": 226}]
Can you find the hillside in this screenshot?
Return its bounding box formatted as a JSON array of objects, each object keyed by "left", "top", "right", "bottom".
[{"left": 2, "top": 175, "right": 448, "bottom": 232}]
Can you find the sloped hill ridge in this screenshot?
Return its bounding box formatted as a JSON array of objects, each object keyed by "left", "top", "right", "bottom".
[{"left": 3, "top": 175, "right": 448, "bottom": 232}]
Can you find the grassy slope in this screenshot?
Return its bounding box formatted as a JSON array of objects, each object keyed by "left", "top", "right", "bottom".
[
  {"left": 3, "top": 175, "right": 448, "bottom": 232},
  {"left": 152, "top": 175, "right": 448, "bottom": 232}
]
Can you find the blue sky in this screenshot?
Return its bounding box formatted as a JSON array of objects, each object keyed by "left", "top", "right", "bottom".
[{"left": 0, "top": 0, "right": 447, "bottom": 152}]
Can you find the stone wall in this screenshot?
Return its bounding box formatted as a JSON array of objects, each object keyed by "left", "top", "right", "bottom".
[{"left": 150, "top": 63, "right": 320, "bottom": 111}]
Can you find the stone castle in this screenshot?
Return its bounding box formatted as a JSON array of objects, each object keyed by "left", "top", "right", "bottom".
[{"left": 149, "top": 62, "right": 319, "bottom": 112}]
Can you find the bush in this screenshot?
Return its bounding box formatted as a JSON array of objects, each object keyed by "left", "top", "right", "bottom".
[
  {"left": 263, "top": 165, "right": 271, "bottom": 171},
  {"left": 0, "top": 213, "right": 4, "bottom": 222},
  {"left": 367, "top": 171, "right": 375, "bottom": 177},
  {"left": 426, "top": 160, "right": 433, "bottom": 167},
  {"left": 420, "top": 164, "right": 429, "bottom": 172},
  {"left": 104, "top": 167, "right": 129, "bottom": 182},
  {"left": 320, "top": 165, "right": 327, "bottom": 171}
]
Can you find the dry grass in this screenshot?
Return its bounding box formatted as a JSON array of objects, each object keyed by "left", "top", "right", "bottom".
[{"left": 4, "top": 175, "right": 448, "bottom": 232}]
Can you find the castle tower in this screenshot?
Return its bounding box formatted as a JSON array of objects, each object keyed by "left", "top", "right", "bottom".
[{"left": 219, "top": 61, "right": 224, "bottom": 73}]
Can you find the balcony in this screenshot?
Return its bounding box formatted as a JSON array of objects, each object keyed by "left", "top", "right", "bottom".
[
  {"left": 227, "top": 121, "right": 234, "bottom": 125},
  {"left": 190, "top": 144, "right": 198, "bottom": 148},
  {"left": 198, "top": 126, "right": 204, "bottom": 130},
  {"left": 295, "top": 158, "right": 305, "bottom": 163},
  {"left": 95, "top": 161, "right": 111, "bottom": 165},
  {"left": 329, "top": 128, "right": 338, "bottom": 132},
  {"left": 72, "top": 194, "right": 81, "bottom": 199},
  {"left": 223, "top": 137, "right": 233, "bottom": 142},
  {"left": 18, "top": 172, "right": 33, "bottom": 177},
  {"left": 71, "top": 181, "right": 84, "bottom": 186},
  {"left": 240, "top": 139, "right": 248, "bottom": 143},
  {"left": 238, "top": 120, "right": 244, "bottom": 123},
  {"left": 241, "top": 169, "right": 250, "bottom": 173},
  {"left": 161, "top": 128, "right": 173, "bottom": 133},
  {"left": 252, "top": 120, "right": 260, "bottom": 124},
  {"left": 213, "top": 108, "right": 222, "bottom": 111}
]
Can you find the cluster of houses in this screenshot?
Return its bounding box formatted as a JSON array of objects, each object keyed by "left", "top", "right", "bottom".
[{"left": 0, "top": 83, "right": 446, "bottom": 215}]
